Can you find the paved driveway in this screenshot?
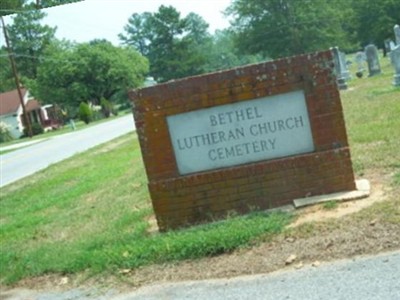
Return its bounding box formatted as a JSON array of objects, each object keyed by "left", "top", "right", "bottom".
[{"left": 0, "top": 115, "right": 135, "bottom": 187}]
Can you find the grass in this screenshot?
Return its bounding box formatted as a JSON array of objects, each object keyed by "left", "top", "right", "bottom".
[
  {"left": 0, "top": 149, "right": 17, "bottom": 155},
  {"left": 0, "top": 132, "right": 290, "bottom": 284},
  {"left": 342, "top": 55, "right": 400, "bottom": 178},
  {"left": 1, "top": 53, "right": 399, "bottom": 285},
  {"left": 322, "top": 201, "right": 338, "bottom": 210}
]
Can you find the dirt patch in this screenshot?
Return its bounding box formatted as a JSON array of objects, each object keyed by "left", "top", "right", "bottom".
[
  {"left": 146, "top": 215, "right": 159, "bottom": 234},
  {"left": 290, "top": 178, "right": 387, "bottom": 227}
]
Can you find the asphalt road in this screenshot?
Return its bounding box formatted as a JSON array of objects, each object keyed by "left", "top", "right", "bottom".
[{"left": 0, "top": 115, "right": 135, "bottom": 187}]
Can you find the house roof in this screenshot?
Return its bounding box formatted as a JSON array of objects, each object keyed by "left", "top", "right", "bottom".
[
  {"left": 25, "top": 99, "right": 41, "bottom": 112},
  {"left": 0, "top": 88, "right": 28, "bottom": 115}
]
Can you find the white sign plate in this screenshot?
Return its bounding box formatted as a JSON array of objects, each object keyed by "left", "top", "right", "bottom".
[{"left": 167, "top": 90, "right": 315, "bottom": 175}]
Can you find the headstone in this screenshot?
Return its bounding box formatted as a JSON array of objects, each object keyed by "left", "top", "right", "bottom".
[
  {"left": 340, "top": 51, "right": 351, "bottom": 80},
  {"left": 365, "top": 44, "right": 381, "bottom": 77},
  {"left": 354, "top": 52, "right": 366, "bottom": 71},
  {"left": 394, "top": 24, "right": 400, "bottom": 45},
  {"left": 331, "top": 47, "right": 348, "bottom": 89},
  {"left": 390, "top": 41, "right": 396, "bottom": 51},
  {"left": 354, "top": 51, "right": 366, "bottom": 78},
  {"left": 130, "top": 49, "right": 357, "bottom": 231},
  {"left": 390, "top": 45, "right": 400, "bottom": 86}
]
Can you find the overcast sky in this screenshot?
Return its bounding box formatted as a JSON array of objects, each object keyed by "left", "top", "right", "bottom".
[{"left": 2, "top": 0, "right": 233, "bottom": 45}]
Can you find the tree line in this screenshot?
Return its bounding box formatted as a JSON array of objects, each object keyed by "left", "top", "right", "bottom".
[{"left": 1, "top": 0, "right": 399, "bottom": 120}]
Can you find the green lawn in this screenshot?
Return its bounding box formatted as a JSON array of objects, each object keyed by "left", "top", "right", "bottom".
[
  {"left": 1, "top": 54, "right": 399, "bottom": 285},
  {"left": 342, "top": 54, "right": 400, "bottom": 178},
  {"left": 0, "top": 132, "right": 290, "bottom": 284}
]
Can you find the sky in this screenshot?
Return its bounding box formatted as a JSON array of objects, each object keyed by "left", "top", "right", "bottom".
[{"left": 3, "top": 0, "right": 233, "bottom": 45}]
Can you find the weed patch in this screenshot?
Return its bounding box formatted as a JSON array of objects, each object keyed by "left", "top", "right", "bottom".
[{"left": 322, "top": 201, "right": 338, "bottom": 210}]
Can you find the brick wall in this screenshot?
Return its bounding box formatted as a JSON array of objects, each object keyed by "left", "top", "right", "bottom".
[{"left": 129, "top": 49, "right": 356, "bottom": 231}]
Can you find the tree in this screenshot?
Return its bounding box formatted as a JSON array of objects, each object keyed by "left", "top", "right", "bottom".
[
  {"left": 36, "top": 0, "right": 83, "bottom": 9},
  {"left": 0, "top": 48, "right": 15, "bottom": 92},
  {"left": 119, "top": 12, "right": 152, "bottom": 56},
  {"left": 184, "top": 12, "right": 211, "bottom": 45},
  {"left": 0, "top": 0, "right": 24, "bottom": 16},
  {"left": 226, "top": 0, "right": 351, "bottom": 59},
  {"left": 78, "top": 102, "right": 92, "bottom": 124},
  {"left": 34, "top": 40, "right": 149, "bottom": 109},
  {"left": 100, "top": 98, "right": 113, "bottom": 118},
  {"left": 350, "top": 0, "right": 400, "bottom": 51},
  {"left": 30, "top": 40, "right": 75, "bottom": 108},
  {"left": 145, "top": 5, "right": 187, "bottom": 82},
  {"left": 204, "top": 29, "right": 265, "bottom": 72},
  {"left": 1, "top": 0, "right": 83, "bottom": 15},
  {"left": 178, "top": 12, "right": 213, "bottom": 74},
  {"left": 120, "top": 6, "right": 210, "bottom": 82},
  {"left": 6, "top": 8, "right": 56, "bottom": 80}
]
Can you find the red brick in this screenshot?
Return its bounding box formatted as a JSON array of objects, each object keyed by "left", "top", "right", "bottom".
[{"left": 130, "top": 49, "right": 356, "bottom": 230}]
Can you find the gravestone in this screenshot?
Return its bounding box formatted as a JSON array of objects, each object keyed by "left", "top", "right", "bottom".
[
  {"left": 130, "top": 50, "right": 357, "bottom": 231},
  {"left": 332, "top": 47, "right": 348, "bottom": 89},
  {"left": 340, "top": 51, "right": 351, "bottom": 80},
  {"left": 354, "top": 51, "right": 366, "bottom": 73},
  {"left": 394, "top": 24, "right": 400, "bottom": 45},
  {"left": 390, "top": 46, "right": 400, "bottom": 86},
  {"left": 390, "top": 41, "right": 396, "bottom": 51},
  {"left": 365, "top": 44, "right": 381, "bottom": 77}
]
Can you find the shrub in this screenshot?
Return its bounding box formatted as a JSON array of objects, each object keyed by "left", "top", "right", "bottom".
[
  {"left": 100, "top": 98, "right": 113, "bottom": 118},
  {"left": 78, "top": 102, "right": 92, "bottom": 124},
  {"left": 0, "top": 122, "right": 13, "bottom": 143},
  {"left": 31, "top": 123, "right": 44, "bottom": 135},
  {"left": 22, "top": 123, "right": 44, "bottom": 137}
]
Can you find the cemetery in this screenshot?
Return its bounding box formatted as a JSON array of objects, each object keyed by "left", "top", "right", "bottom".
[
  {"left": 1, "top": 45, "right": 398, "bottom": 287},
  {"left": 1, "top": 0, "right": 399, "bottom": 292}
]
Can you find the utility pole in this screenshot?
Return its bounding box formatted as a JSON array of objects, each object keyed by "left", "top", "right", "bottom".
[{"left": 1, "top": 16, "right": 33, "bottom": 138}]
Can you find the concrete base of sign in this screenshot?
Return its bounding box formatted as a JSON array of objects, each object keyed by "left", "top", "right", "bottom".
[{"left": 293, "top": 179, "right": 370, "bottom": 208}]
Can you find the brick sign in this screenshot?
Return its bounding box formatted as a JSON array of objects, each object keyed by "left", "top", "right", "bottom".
[{"left": 130, "top": 50, "right": 356, "bottom": 231}]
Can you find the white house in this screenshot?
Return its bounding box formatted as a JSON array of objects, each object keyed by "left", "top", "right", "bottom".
[{"left": 0, "top": 88, "right": 60, "bottom": 138}]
